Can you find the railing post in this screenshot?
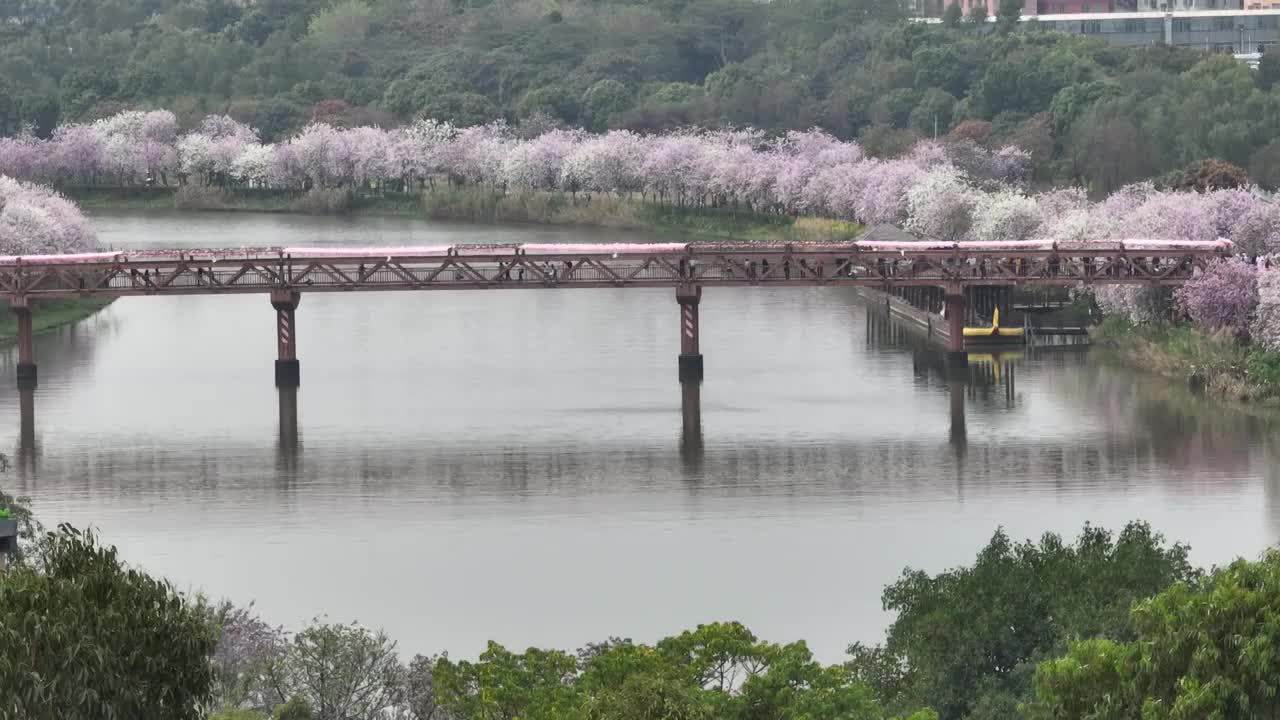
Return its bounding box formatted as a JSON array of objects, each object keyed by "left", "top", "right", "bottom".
[
  {"left": 11, "top": 297, "right": 35, "bottom": 389},
  {"left": 945, "top": 290, "right": 967, "bottom": 369},
  {"left": 271, "top": 290, "right": 301, "bottom": 387},
  {"left": 676, "top": 284, "right": 703, "bottom": 384}
]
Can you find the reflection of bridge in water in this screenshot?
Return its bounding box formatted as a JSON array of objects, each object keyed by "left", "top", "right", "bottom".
[
  {"left": 9, "top": 301, "right": 1256, "bottom": 499},
  {"left": 9, "top": 390, "right": 1259, "bottom": 505}
]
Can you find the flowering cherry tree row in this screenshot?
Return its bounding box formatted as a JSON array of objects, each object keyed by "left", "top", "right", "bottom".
[
  {"left": 10, "top": 109, "right": 1280, "bottom": 339},
  {"left": 6, "top": 110, "right": 1280, "bottom": 252},
  {"left": 0, "top": 177, "right": 97, "bottom": 256}
]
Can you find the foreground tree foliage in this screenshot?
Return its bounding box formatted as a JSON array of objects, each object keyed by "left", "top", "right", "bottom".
[
  {"left": 849, "top": 523, "right": 1197, "bottom": 720},
  {"left": 0, "top": 525, "right": 218, "bottom": 719},
  {"left": 433, "top": 622, "right": 937, "bottom": 720},
  {"left": 1035, "top": 550, "right": 1280, "bottom": 719}
]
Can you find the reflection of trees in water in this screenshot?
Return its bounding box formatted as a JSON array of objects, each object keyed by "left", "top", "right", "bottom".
[
  {"left": 1058, "top": 361, "right": 1280, "bottom": 480},
  {"left": 13, "top": 431, "right": 1244, "bottom": 508},
  {"left": 12, "top": 302, "right": 1273, "bottom": 511},
  {"left": 9, "top": 310, "right": 114, "bottom": 478}
]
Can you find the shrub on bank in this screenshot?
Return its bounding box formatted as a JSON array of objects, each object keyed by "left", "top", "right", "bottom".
[
  {"left": 0, "top": 526, "right": 218, "bottom": 719},
  {"left": 1036, "top": 551, "right": 1280, "bottom": 718}
]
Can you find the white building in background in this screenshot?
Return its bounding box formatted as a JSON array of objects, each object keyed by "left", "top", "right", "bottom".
[{"left": 917, "top": 9, "right": 1280, "bottom": 53}]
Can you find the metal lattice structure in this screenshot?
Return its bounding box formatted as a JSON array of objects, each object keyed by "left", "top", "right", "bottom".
[
  {"left": 0, "top": 239, "right": 1235, "bottom": 391},
  {"left": 0, "top": 240, "right": 1233, "bottom": 299}
]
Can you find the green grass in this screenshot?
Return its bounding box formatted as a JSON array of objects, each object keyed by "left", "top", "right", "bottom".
[
  {"left": 67, "top": 186, "right": 425, "bottom": 217},
  {"left": 68, "top": 186, "right": 177, "bottom": 210},
  {"left": 0, "top": 298, "right": 114, "bottom": 342},
  {"left": 65, "top": 185, "right": 866, "bottom": 241},
  {"left": 1092, "top": 318, "right": 1280, "bottom": 404},
  {"left": 419, "top": 186, "right": 863, "bottom": 241}
]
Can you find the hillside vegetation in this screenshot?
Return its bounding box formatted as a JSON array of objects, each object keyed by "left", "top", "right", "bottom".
[{"left": 6, "top": 0, "right": 1280, "bottom": 192}]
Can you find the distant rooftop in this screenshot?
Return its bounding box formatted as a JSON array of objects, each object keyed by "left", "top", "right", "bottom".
[{"left": 913, "top": 7, "right": 1280, "bottom": 21}]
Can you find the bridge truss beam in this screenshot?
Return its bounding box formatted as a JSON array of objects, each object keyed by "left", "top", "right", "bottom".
[{"left": 0, "top": 246, "right": 1225, "bottom": 299}]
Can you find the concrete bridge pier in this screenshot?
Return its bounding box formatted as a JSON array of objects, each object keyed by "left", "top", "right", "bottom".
[
  {"left": 677, "top": 285, "right": 703, "bottom": 383},
  {"left": 271, "top": 290, "right": 301, "bottom": 387},
  {"left": 11, "top": 299, "right": 35, "bottom": 389},
  {"left": 944, "top": 291, "right": 968, "bottom": 370}
]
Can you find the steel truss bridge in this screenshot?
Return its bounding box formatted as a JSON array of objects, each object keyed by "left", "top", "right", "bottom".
[{"left": 0, "top": 238, "right": 1233, "bottom": 390}]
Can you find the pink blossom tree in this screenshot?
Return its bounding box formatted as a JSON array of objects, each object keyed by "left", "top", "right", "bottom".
[
  {"left": 906, "top": 166, "right": 977, "bottom": 240},
  {"left": 0, "top": 176, "right": 98, "bottom": 254},
  {"left": 1252, "top": 267, "right": 1280, "bottom": 351},
  {"left": 1173, "top": 258, "right": 1259, "bottom": 333}
]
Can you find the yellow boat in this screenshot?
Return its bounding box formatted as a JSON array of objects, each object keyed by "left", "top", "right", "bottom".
[{"left": 962, "top": 308, "right": 1025, "bottom": 343}]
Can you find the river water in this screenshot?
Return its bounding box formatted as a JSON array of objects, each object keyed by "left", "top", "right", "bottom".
[{"left": 4, "top": 209, "right": 1279, "bottom": 661}]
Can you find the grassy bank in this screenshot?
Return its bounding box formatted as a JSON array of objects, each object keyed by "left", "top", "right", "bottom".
[
  {"left": 67, "top": 185, "right": 862, "bottom": 241},
  {"left": 68, "top": 186, "right": 423, "bottom": 216},
  {"left": 0, "top": 298, "right": 113, "bottom": 342},
  {"left": 418, "top": 185, "right": 861, "bottom": 241},
  {"left": 1092, "top": 317, "right": 1280, "bottom": 405}
]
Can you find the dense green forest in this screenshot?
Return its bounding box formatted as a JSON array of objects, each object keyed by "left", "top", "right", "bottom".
[{"left": 5, "top": 0, "right": 1280, "bottom": 191}]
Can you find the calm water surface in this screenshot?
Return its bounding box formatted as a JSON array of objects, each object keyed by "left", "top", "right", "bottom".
[{"left": 4, "top": 209, "right": 1279, "bottom": 661}]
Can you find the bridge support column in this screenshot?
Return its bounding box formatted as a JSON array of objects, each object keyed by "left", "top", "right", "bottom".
[
  {"left": 271, "top": 290, "right": 301, "bottom": 388},
  {"left": 677, "top": 285, "right": 703, "bottom": 384},
  {"left": 12, "top": 300, "right": 35, "bottom": 389},
  {"left": 945, "top": 292, "right": 967, "bottom": 370}
]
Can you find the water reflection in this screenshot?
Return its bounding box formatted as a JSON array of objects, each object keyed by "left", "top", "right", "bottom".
[
  {"left": 6, "top": 213, "right": 1280, "bottom": 663},
  {"left": 679, "top": 383, "right": 704, "bottom": 475},
  {"left": 17, "top": 387, "right": 34, "bottom": 472},
  {"left": 277, "top": 387, "right": 300, "bottom": 479},
  {"left": 948, "top": 380, "right": 966, "bottom": 457}
]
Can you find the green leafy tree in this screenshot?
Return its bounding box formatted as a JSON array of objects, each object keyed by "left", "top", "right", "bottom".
[
  {"left": 850, "top": 523, "right": 1196, "bottom": 720},
  {"left": 1035, "top": 550, "right": 1280, "bottom": 719},
  {"left": 1250, "top": 139, "right": 1280, "bottom": 190},
  {"left": 420, "top": 92, "right": 501, "bottom": 128},
  {"left": 436, "top": 623, "right": 934, "bottom": 720},
  {"left": 1259, "top": 48, "right": 1280, "bottom": 92},
  {"left": 0, "top": 525, "right": 218, "bottom": 720},
  {"left": 262, "top": 619, "right": 404, "bottom": 720},
  {"left": 435, "top": 642, "right": 581, "bottom": 719},
  {"left": 909, "top": 88, "right": 957, "bottom": 136},
  {"left": 942, "top": 2, "right": 963, "bottom": 28},
  {"left": 1170, "top": 158, "right": 1251, "bottom": 192},
  {"left": 996, "top": 0, "right": 1023, "bottom": 34},
  {"left": 581, "top": 79, "right": 635, "bottom": 131}
]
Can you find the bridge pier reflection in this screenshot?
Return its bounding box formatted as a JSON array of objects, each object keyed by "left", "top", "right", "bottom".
[
  {"left": 948, "top": 378, "right": 967, "bottom": 457},
  {"left": 17, "top": 386, "right": 36, "bottom": 472},
  {"left": 680, "top": 382, "right": 704, "bottom": 473},
  {"left": 12, "top": 301, "right": 36, "bottom": 389},
  {"left": 276, "top": 386, "right": 300, "bottom": 474}
]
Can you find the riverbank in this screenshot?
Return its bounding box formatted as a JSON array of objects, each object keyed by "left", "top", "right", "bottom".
[
  {"left": 66, "top": 186, "right": 861, "bottom": 243},
  {"left": 0, "top": 298, "right": 113, "bottom": 343},
  {"left": 1092, "top": 318, "right": 1280, "bottom": 405}
]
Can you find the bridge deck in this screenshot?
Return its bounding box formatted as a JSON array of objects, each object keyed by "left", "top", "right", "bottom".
[{"left": 0, "top": 240, "right": 1233, "bottom": 299}]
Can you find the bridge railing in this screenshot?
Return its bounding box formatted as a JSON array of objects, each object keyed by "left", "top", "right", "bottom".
[{"left": 0, "top": 241, "right": 1233, "bottom": 298}]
